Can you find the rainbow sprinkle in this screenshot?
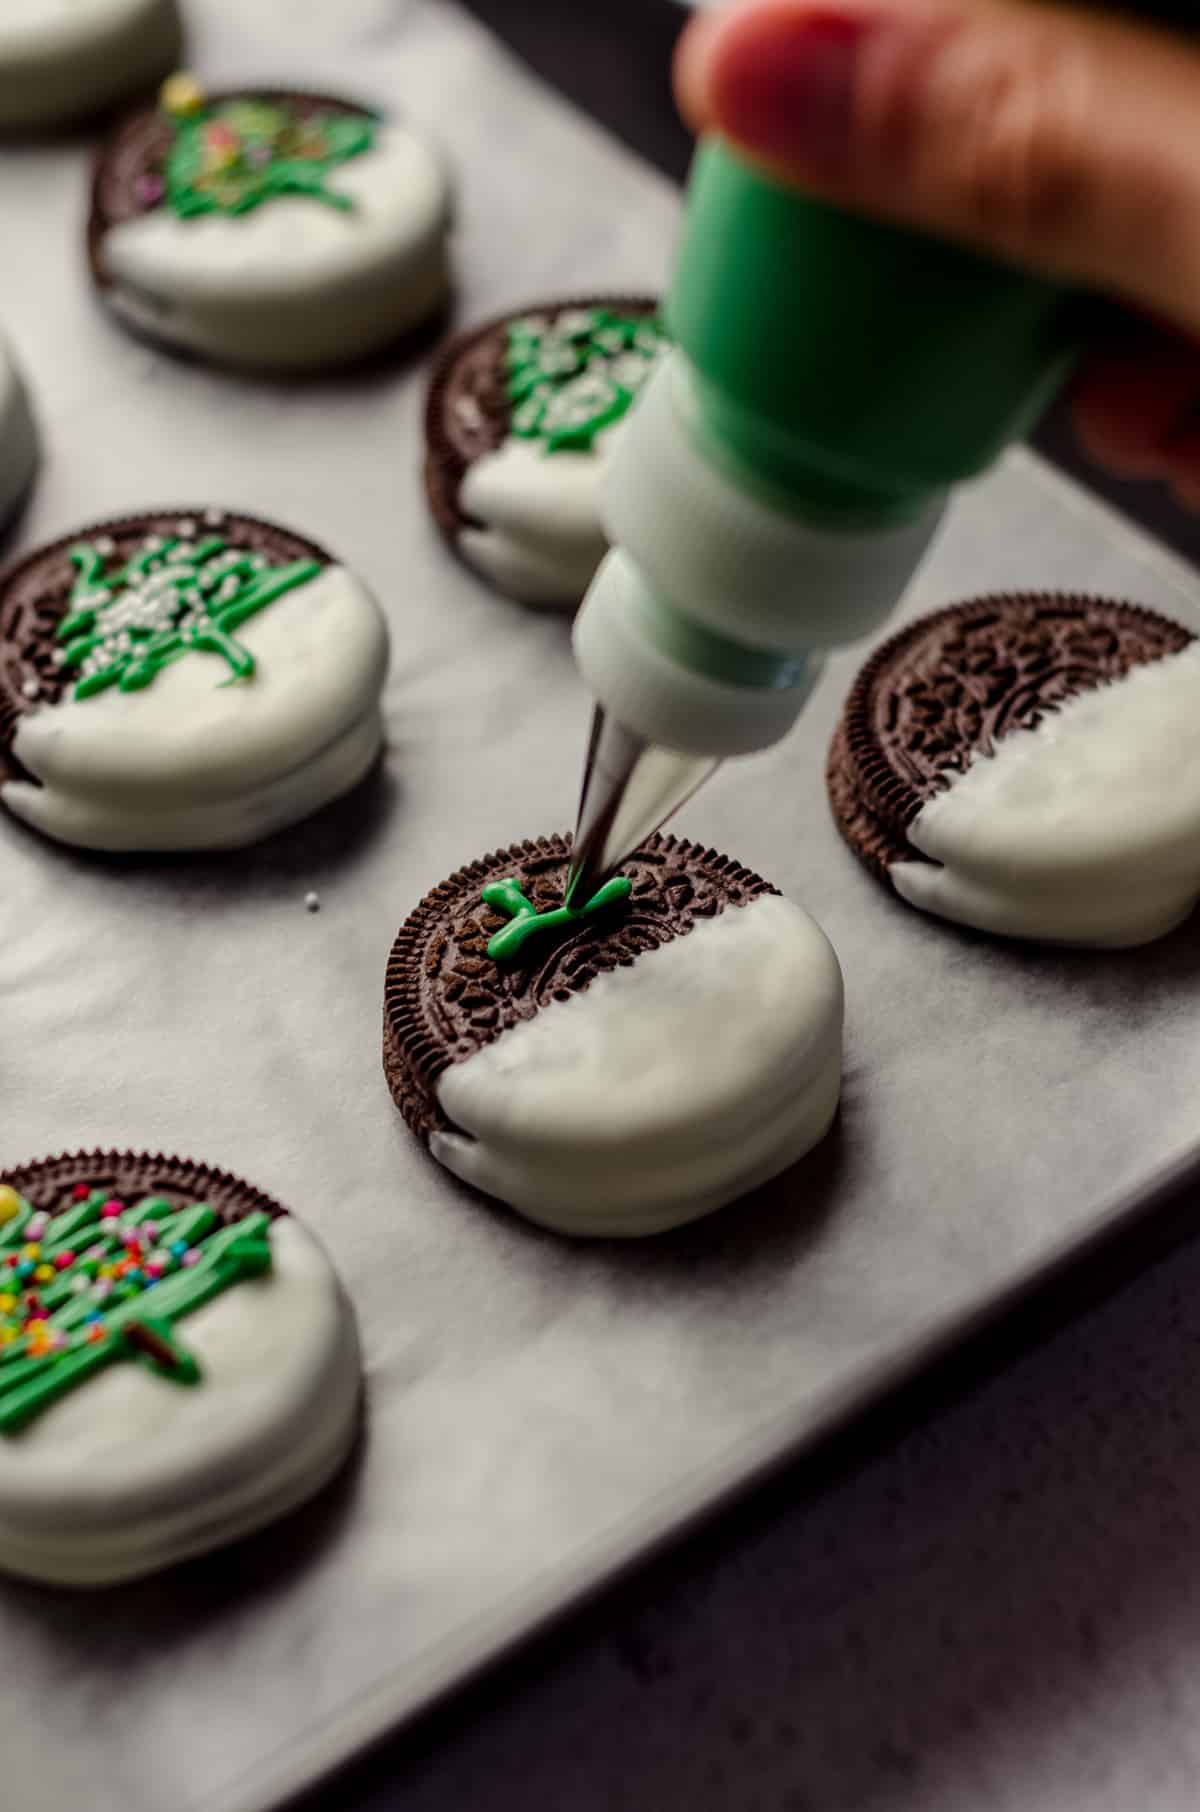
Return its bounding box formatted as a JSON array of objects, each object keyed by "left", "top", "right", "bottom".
[{"left": 0, "top": 1184, "right": 273, "bottom": 1434}]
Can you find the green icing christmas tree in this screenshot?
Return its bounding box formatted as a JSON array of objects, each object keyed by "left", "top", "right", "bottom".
[
  {"left": 505, "top": 307, "right": 669, "bottom": 454},
  {"left": 56, "top": 527, "right": 321, "bottom": 702},
  {"left": 0, "top": 1182, "right": 273, "bottom": 1435},
  {"left": 158, "top": 78, "right": 377, "bottom": 219}
]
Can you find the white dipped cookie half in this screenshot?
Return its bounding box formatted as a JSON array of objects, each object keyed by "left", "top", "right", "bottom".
[
  {"left": 89, "top": 77, "right": 451, "bottom": 370},
  {"left": 0, "top": 507, "right": 389, "bottom": 851},
  {"left": 0, "top": 0, "right": 181, "bottom": 132},
  {"left": 384, "top": 834, "right": 844, "bottom": 1238},
  {"left": 0, "top": 1149, "right": 361, "bottom": 1588}
]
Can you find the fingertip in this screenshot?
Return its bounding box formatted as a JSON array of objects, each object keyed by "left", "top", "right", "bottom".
[
  {"left": 677, "top": 0, "right": 876, "bottom": 181},
  {"left": 674, "top": 5, "right": 731, "bottom": 133}
]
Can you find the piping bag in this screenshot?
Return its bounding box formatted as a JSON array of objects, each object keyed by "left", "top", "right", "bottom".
[{"left": 565, "top": 2, "right": 1181, "bottom": 909}]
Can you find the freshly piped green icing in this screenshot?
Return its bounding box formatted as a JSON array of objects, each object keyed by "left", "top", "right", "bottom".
[
  {"left": 0, "top": 1187, "right": 273, "bottom": 1434},
  {"left": 482, "top": 874, "right": 633, "bottom": 962},
  {"left": 163, "top": 94, "right": 376, "bottom": 220},
  {"left": 56, "top": 532, "right": 321, "bottom": 702},
  {"left": 506, "top": 307, "right": 669, "bottom": 454}
]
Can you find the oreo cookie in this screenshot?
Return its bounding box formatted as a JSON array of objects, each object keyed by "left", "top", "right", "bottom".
[
  {"left": 0, "top": 505, "right": 388, "bottom": 851},
  {"left": 89, "top": 76, "right": 451, "bottom": 369},
  {"left": 828, "top": 592, "right": 1200, "bottom": 947},
  {"left": 424, "top": 296, "right": 668, "bottom": 608},
  {"left": 0, "top": 1148, "right": 361, "bottom": 1586},
  {"left": 384, "top": 832, "right": 844, "bottom": 1238}
]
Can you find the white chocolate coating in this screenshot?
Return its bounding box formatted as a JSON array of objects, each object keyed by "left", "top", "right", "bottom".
[
  {"left": 431, "top": 895, "right": 844, "bottom": 1237},
  {"left": 0, "top": 1217, "right": 362, "bottom": 1588},
  {"left": 891, "top": 642, "right": 1200, "bottom": 947},
  {"left": 0, "top": 0, "right": 180, "bottom": 130},
  {"left": 0, "top": 333, "right": 37, "bottom": 529},
  {"left": 4, "top": 562, "right": 389, "bottom": 852},
  {"left": 101, "top": 123, "right": 452, "bottom": 370},
  {"left": 457, "top": 434, "right": 611, "bottom": 609}
]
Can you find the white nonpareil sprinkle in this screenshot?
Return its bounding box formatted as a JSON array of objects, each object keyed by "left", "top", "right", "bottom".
[
  {"left": 21, "top": 678, "right": 39, "bottom": 700},
  {"left": 556, "top": 310, "right": 594, "bottom": 337},
  {"left": 73, "top": 540, "right": 272, "bottom": 685},
  {"left": 304, "top": 891, "right": 321, "bottom": 913}
]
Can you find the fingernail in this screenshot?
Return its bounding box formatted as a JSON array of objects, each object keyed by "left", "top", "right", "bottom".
[{"left": 709, "top": 8, "right": 869, "bottom": 175}]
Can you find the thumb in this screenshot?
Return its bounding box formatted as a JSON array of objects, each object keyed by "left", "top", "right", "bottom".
[{"left": 676, "top": 0, "right": 1200, "bottom": 339}]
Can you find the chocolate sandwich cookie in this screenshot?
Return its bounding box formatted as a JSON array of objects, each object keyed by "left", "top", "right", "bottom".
[
  {"left": 425, "top": 296, "right": 669, "bottom": 608},
  {"left": 384, "top": 832, "right": 844, "bottom": 1238},
  {"left": 0, "top": 506, "right": 389, "bottom": 851},
  {"left": 89, "top": 74, "right": 451, "bottom": 369},
  {"left": 828, "top": 591, "right": 1200, "bottom": 948},
  {"left": 0, "top": 1148, "right": 361, "bottom": 1586}
]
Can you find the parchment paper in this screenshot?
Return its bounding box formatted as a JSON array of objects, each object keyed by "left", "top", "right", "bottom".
[{"left": 1, "top": 5, "right": 1199, "bottom": 1810}]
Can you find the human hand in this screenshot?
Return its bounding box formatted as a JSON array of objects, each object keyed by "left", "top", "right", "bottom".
[{"left": 675, "top": 0, "right": 1200, "bottom": 507}]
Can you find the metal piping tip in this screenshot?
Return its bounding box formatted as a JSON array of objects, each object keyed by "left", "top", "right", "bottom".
[{"left": 565, "top": 706, "right": 719, "bottom": 909}]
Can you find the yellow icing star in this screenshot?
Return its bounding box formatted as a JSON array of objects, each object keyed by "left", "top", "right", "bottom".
[
  {"left": 0, "top": 1185, "right": 21, "bottom": 1226},
  {"left": 160, "top": 72, "right": 207, "bottom": 118}
]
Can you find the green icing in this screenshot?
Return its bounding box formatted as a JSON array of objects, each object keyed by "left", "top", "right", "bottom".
[
  {"left": 57, "top": 532, "right": 321, "bottom": 701},
  {"left": 505, "top": 307, "right": 669, "bottom": 453},
  {"left": 164, "top": 98, "right": 376, "bottom": 219},
  {"left": 0, "top": 1187, "right": 273, "bottom": 1434},
  {"left": 482, "top": 874, "right": 633, "bottom": 963}
]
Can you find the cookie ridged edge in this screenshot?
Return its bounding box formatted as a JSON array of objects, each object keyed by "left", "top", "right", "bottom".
[{"left": 1, "top": 1148, "right": 288, "bottom": 1226}]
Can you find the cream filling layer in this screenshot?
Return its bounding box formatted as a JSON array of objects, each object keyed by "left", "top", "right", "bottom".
[
  {"left": 0, "top": 1218, "right": 362, "bottom": 1587},
  {"left": 891, "top": 641, "right": 1200, "bottom": 948},
  {"left": 4, "top": 564, "right": 388, "bottom": 851},
  {"left": 102, "top": 125, "right": 451, "bottom": 369},
  {"left": 431, "top": 894, "right": 844, "bottom": 1237}
]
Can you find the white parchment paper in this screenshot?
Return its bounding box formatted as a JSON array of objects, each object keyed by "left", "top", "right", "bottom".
[{"left": 1, "top": 4, "right": 1199, "bottom": 1809}]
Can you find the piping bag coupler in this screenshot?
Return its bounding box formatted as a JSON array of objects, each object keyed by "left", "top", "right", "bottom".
[{"left": 566, "top": 132, "right": 1088, "bottom": 902}]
